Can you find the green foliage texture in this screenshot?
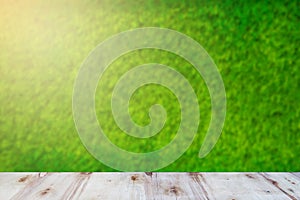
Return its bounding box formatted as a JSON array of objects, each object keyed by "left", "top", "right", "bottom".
[{"left": 0, "top": 0, "right": 299, "bottom": 171}]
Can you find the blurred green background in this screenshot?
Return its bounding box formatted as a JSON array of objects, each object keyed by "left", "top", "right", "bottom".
[{"left": 0, "top": 0, "right": 299, "bottom": 171}]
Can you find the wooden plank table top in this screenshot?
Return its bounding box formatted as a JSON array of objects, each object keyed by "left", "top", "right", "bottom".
[{"left": 0, "top": 172, "right": 299, "bottom": 200}]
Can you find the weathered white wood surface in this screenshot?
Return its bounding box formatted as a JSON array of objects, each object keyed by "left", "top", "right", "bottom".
[{"left": 0, "top": 173, "right": 299, "bottom": 199}]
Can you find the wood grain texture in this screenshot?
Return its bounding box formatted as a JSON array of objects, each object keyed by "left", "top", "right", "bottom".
[{"left": 0, "top": 173, "right": 299, "bottom": 199}]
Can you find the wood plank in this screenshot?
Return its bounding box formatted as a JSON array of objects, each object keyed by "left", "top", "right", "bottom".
[
  {"left": 196, "top": 173, "right": 291, "bottom": 200},
  {"left": 9, "top": 173, "right": 91, "bottom": 200},
  {"left": 261, "top": 173, "right": 300, "bottom": 200},
  {"left": 292, "top": 173, "right": 300, "bottom": 180},
  {"left": 78, "top": 172, "right": 130, "bottom": 199},
  {"left": 0, "top": 172, "right": 299, "bottom": 199},
  {"left": 79, "top": 173, "right": 210, "bottom": 199},
  {"left": 149, "top": 172, "right": 209, "bottom": 199},
  {"left": 0, "top": 173, "right": 39, "bottom": 199}
]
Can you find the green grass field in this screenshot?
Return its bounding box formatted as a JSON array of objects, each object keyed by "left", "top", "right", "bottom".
[{"left": 0, "top": 0, "right": 299, "bottom": 171}]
